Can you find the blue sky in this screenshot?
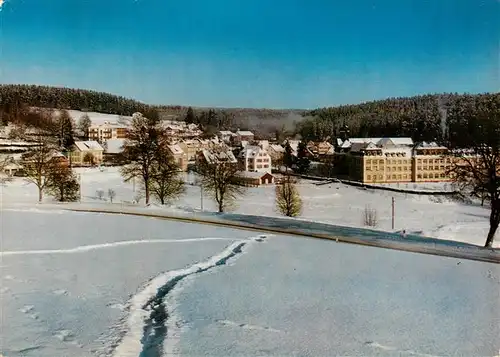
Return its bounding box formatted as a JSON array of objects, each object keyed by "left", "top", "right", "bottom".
[{"left": 0, "top": 0, "right": 498, "bottom": 108}]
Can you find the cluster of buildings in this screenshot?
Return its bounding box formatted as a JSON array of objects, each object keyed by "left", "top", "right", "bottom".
[{"left": 0, "top": 116, "right": 478, "bottom": 187}]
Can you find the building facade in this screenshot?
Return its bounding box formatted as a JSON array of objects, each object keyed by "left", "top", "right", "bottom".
[
  {"left": 88, "top": 122, "right": 129, "bottom": 142},
  {"left": 337, "top": 138, "right": 456, "bottom": 184},
  {"left": 237, "top": 145, "right": 272, "bottom": 173},
  {"left": 69, "top": 141, "right": 104, "bottom": 166}
]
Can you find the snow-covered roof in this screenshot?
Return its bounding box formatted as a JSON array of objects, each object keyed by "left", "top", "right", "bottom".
[
  {"left": 415, "top": 142, "right": 448, "bottom": 150},
  {"left": 236, "top": 171, "right": 274, "bottom": 179},
  {"left": 74, "top": 141, "right": 104, "bottom": 152},
  {"left": 219, "top": 130, "right": 234, "bottom": 136},
  {"left": 236, "top": 130, "right": 254, "bottom": 136},
  {"left": 167, "top": 144, "right": 185, "bottom": 155},
  {"left": 269, "top": 144, "right": 285, "bottom": 153},
  {"left": 104, "top": 139, "right": 126, "bottom": 154},
  {"left": 239, "top": 145, "right": 267, "bottom": 159},
  {"left": 342, "top": 137, "right": 413, "bottom": 150},
  {"left": 201, "top": 148, "right": 237, "bottom": 164}
]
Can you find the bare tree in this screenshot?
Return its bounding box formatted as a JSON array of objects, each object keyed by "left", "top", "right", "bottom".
[
  {"left": 362, "top": 205, "right": 378, "bottom": 227},
  {"left": 44, "top": 163, "right": 80, "bottom": 202},
  {"left": 150, "top": 151, "right": 185, "bottom": 205},
  {"left": 96, "top": 189, "right": 105, "bottom": 200},
  {"left": 120, "top": 112, "right": 163, "bottom": 205},
  {"left": 0, "top": 155, "right": 14, "bottom": 184},
  {"left": 196, "top": 152, "right": 244, "bottom": 213},
  {"left": 83, "top": 152, "right": 95, "bottom": 166},
  {"left": 108, "top": 188, "right": 116, "bottom": 203},
  {"left": 447, "top": 111, "right": 500, "bottom": 248},
  {"left": 78, "top": 113, "right": 92, "bottom": 140},
  {"left": 21, "top": 136, "right": 58, "bottom": 202},
  {"left": 275, "top": 175, "right": 302, "bottom": 217}
]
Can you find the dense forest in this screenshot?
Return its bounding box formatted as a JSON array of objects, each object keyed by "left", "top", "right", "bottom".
[
  {"left": 300, "top": 93, "right": 500, "bottom": 147},
  {"left": 1, "top": 84, "right": 498, "bottom": 146}
]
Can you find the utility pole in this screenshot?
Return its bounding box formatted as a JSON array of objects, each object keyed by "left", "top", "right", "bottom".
[
  {"left": 391, "top": 197, "right": 395, "bottom": 230},
  {"left": 79, "top": 174, "right": 82, "bottom": 202},
  {"left": 133, "top": 176, "right": 136, "bottom": 192},
  {"left": 200, "top": 184, "right": 204, "bottom": 211}
]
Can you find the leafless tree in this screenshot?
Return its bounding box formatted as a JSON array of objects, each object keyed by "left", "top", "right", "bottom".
[
  {"left": 96, "top": 189, "right": 105, "bottom": 200},
  {"left": 108, "top": 188, "right": 116, "bottom": 203},
  {"left": 44, "top": 163, "right": 80, "bottom": 202},
  {"left": 447, "top": 111, "right": 500, "bottom": 248},
  {"left": 83, "top": 152, "right": 95, "bottom": 166},
  {"left": 196, "top": 154, "right": 244, "bottom": 213},
  {"left": 21, "top": 135, "right": 58, "bottom": 202},
  {"left": 275, "top": 175, "right": 302, "bottom": 217},
  {"left": 362, "top": 205, "right": 378, "bottom": 227},
  {"left": 78, "top": 113, "right": 92, "bottom": 140},
  {"left": 120, "top": 112, "right": 163, "bottom": 205},
  {"left": 0, "top": 155, "right": 14, "bottom": 184},
  {"left": 150, "top": 150, "right": 185, "bottom": 205}
]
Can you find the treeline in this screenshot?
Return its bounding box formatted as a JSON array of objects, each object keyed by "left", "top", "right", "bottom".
[
  {"left": 0, "top": 84, "right": 154, "bottom": 116},
  {"left": 299, "top": 93, "right": 500, "bottom": 147}
]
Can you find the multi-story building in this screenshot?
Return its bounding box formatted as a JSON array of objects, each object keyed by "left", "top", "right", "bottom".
[
  {"left": 237, "top": 145, "right": 272, "bottom": 173},
  {"left": 88, "top": 122, "right": 129, "bottom": 142},
  {"left": 412, "top": 142, "right": 452, "bottom": 182},
  {"left": 336, "top": 137, "right": 458, "bottom": 183}
]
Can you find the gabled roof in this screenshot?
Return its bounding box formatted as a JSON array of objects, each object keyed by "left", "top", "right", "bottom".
[
  {"left": 269, "top": 144, "right": 285, "bottom": 153},
  {"left": 239, "top": 145, "right": 267, "bottom": 159},
  {"left": 167, "top": 144, "right": 185, "bottom": 155},
  {"left": 201, "top": 148, "right": 237, "bottom": 164},
  {"left": 236, "top": 171, "right": 274, "bottom": 179},
  {"left": 219, "top": 130, "right": 234, "bottom": 136},
  {"left": 236, "top": 130, "right": 254, "bottom": 136},
  {"left": 74, "top": 141, "right": 104, "bottom": 152}
]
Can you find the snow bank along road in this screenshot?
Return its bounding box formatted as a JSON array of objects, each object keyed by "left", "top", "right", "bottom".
[{"left": 56, "top": 203, "right": 500, "bottom": 264}]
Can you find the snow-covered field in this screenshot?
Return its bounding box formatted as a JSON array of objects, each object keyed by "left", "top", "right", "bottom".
[
  {"left": 1, "top": 166, "right": 498, "bottom": 248},
  {"left": 66, "top": 110, "right": 131, "bottom": 125},
  {"left": 1, "top": 208, "right": 499, "bottom": 357}
]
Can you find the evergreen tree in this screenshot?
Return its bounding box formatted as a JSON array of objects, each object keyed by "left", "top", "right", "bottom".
[
  {"left": 185, "top": 107, "right": 195, "bottom": 124},
  {"left": 283, "top": 141, "right": 294, "bottom": 170},
  {"left": 295, "top": 141, "right": 310, "bottom": 174}
]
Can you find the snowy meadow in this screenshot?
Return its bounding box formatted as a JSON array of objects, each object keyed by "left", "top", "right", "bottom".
[{"left": 1, "top": 166, "right": 499, "bottom": 356}]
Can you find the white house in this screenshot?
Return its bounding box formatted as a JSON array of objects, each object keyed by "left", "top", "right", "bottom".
[{"left": 238, "top": 145, "right": 272, "bottom": 173}]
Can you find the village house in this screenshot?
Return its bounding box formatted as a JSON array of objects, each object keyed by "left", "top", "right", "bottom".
[
  {"left": 196, "top": 147, "right": 238, "bottom": 167},
  {"left": 267, "top": 144, "right": 285, "bottom": 168},
  {"left": 69, "top": 140, "right": 104, "bottom": 166},
  {"left": 237, "top": 145, "right": 272, "bottom": 173},
  {"left": 234, "top": 171, "right": 275, "bottom": 187},
  {"left": 166, "top": 143, "right": 188, "bottom": 171},
  {"left": 162, "top": 120, "right": 202, "bottom": 138},
  {"left": 307, "top": 141, "right": 335, "bottom": 157},
  {"left": 218, "top": 130, "right": 236, "bottom": 144},
  {"left": 88, "top": 121, "right": 129, "bottom": 143},
  {"left": 233, "top": 130, "right": 254, "bottom": 146}
]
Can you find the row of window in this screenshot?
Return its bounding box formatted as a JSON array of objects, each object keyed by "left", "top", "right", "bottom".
[
  {"left": 367, "top": 172, "right": 449, "bottom": 181},
  {"left": 416, "top": 165, "right": 450, "bottom": 171},
  {"left": 417, "top": 172, "right": 448, "bottom": 179},
  {"left": 256, "top": 164, "right": 269, "bottom": 169}
]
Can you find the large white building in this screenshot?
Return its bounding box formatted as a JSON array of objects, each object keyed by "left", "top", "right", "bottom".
[{"left": 238, "top": 145, "right": 272, "bottom": 173}]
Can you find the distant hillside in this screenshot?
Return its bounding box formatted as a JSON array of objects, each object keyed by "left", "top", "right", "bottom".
[
  {"left": 300, "top": 92, "right": 500, "bottom": 146},
  {"left": 1, "top": 84, "right": 498, "bottom": 143}
]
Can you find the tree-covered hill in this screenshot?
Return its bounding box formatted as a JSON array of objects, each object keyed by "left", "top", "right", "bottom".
[
  {"left": 300, "top": 92, "right": 500, "bottom": 146},
  {"left": 1, "top": 84, "right": 498, "bottom": 145}
]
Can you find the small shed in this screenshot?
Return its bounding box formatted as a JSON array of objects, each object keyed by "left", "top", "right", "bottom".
[{"left": 235, "top": 171, "right": 275, "bottom": 187}]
